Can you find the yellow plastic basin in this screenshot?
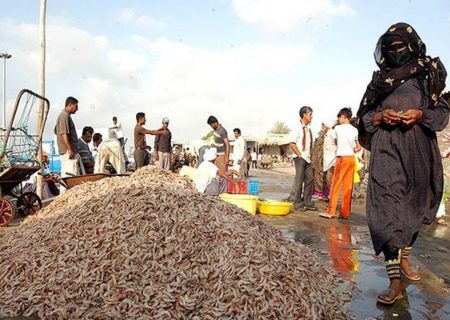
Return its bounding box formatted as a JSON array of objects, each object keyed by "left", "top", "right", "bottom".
[
  {"left": 257, "top": 200, "right": 292, "bottom": 216},
  {"left": 219, "top": 193, "right": 258, "bottom": 215}
]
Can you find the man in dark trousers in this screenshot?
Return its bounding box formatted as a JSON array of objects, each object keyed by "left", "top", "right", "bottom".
[
  {"left": 154, "top": 117, "right": 172, "bottom": 170},
  {"left": 78, "top": 126, "right": 95, "bottom": 174},
  {"left": 207, "top": 116, "right": 230, "bottom": 172},
  {"left": 134, "top": 112, "right": 167, "bottom": 170},
  {"left": 288, "top": 106, "right": 318, "bottom": 211}
]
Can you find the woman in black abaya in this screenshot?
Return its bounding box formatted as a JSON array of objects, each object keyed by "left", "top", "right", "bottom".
[{"left": 357, "top": 22, "right": 449, "bottom": 305}]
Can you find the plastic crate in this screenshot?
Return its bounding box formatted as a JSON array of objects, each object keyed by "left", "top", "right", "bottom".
[
  {"left": 248, "top": 180, "right": 260, "bottom": 195},
  {"left": 227, "top": 179, "right": 248, "bottom": 194}
]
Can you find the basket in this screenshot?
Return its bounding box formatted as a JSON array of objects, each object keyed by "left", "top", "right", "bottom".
[
  {"left": 248, "top": 180, "right": 260, "bottom": 195},
  {"left": 219, "top": 193, "right": 258, "bottom": 215},
  {"left": 257, "top": 199, "right": 292, "bottom": 216},
  {"left": 227, "top": 179, "right": 248, "bottom": 194}
]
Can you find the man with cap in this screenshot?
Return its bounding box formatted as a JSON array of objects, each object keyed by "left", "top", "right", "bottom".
[
  {"left": 134, "top": 112, "right": 168, "bottom": 170},
  {"left": 207, "top": 116, "right": 230, "bottom": 172},
  {"left": 195, "top": 147, "right": 240, "bottom": 196},
  {"left": 154, "top": 117, "right": 172, "bottom": 170}
]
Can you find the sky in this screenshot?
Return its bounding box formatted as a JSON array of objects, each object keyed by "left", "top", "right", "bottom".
[{"left": 0, "top": 0, "right": 449, "bottom": 146}]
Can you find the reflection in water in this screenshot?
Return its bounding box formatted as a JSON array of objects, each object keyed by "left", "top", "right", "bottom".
[
  {"left": 376, "top": 292, "right": 412, "bottom": 319},
  {"left": 326, "top": 223, "right": 359, "bottom": 276},
  {"left": 278, "top": 221, "right": 450, "bottom": 319}
]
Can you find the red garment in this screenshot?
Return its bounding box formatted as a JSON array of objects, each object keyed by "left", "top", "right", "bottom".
[{"left": 302, "top": 126, "right": 306, "bottom": 151}]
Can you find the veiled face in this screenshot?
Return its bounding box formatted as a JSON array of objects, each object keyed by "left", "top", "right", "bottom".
[
  {"left": 386, "top": 40, "right": 407, "bottom": 53},
  {"left": 374, "top": 23, "right": 426, "bottom": 69}
]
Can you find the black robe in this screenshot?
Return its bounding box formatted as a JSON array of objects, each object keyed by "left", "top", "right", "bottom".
[{"left": 362, "top": 78, "right": 449, "bottom": 255}]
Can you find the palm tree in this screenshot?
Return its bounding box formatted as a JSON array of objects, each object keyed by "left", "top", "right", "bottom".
[{"left": 269, "top": 121, "right": 291, "bottom": 134}]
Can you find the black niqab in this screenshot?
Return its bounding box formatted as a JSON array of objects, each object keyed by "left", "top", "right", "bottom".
[{"left": 357, "top": 22, "right": 447, "bottom": 150}]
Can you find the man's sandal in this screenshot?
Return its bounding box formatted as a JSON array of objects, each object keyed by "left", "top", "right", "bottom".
[{"left": 377, "top": 288, "right": 404, "bottom": 305}]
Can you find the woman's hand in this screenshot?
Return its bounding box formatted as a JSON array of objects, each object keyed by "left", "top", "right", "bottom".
[
  {"left": 381, "top": 108, "right": 402, "bottom": 126},
  {"left": 400, "top": 109, "right": 423, "bottom": 126},
  {"left": 373, "top": 108, "right": 402, "bottom": 126}
]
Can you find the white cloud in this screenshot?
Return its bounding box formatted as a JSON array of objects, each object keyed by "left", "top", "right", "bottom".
[
  {"left": 0, "top": 15, "right": 363, "bottom": 149},
  {"left": 117, "top": 8, "right": 165, "bottom": 29},
  {"left": 231, "top": 0, "right": 353, "bottom": 33}
]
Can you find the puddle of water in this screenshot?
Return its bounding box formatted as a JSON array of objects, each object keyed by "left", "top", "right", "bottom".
[
  {"left": 254, "top": 171, "right": 450, "bottom": 319},
  {"left": 282, "top": 226, "right": 450, "bottom": 319},
  {"left": 274, "top": 221, "right": 450, "bottom": 319}
]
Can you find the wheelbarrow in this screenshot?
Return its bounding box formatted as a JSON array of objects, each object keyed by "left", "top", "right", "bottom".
[{"left": 57, "top": 173, "right": 130, "bottom": 190}]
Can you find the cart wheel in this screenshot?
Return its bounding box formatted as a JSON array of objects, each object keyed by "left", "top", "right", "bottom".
[
  {"left": 17, "top": 192, "right": 42, "bottom": 217},
  {"left": 0, "top": 198, "right": 15, "bottom": 227}
]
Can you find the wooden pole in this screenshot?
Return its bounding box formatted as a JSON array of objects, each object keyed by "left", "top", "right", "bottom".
[{"left": 36, "top": 0, "right": 47, "bottom": 199}]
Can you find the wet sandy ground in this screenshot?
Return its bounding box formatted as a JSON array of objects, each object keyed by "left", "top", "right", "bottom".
[
  {"left": 252, "top": 164, "right": 450, "bottom": 320},
  {"left": 1, "top": 167, "right": 449, "bottom": 319}
]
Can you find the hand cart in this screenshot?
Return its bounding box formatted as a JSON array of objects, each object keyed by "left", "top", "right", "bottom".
[
  {"left": 0, "top": 89, "right": 50, "bottom": 226},
  {"left": 56, "top": 173, "right": 129, "bottom": 190}
]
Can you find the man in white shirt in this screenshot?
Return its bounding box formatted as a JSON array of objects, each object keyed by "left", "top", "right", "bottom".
[
  {"left": 320, "top": 108, "right": 360, "bottom": 219},
  {"left": 195, "top": 148, "right": 239, "bottom": 196},
  {"left": 251, "top": 149, "right": 257, "bottom": 168},
  {"left": 231, "top": 128, "right": 246, "bottom": 173},
  {"left": 288, "top": 106, "right": 318, "bottom": 211},
  {"left": 191, "top": 139, "right": 209, "bottom": 167},
  {"left": 93, "top": 133, "right": 126, "bottom": 174},
  {"left": 171, "top": 162, "right": 198, "bottom": 181},
  {"left": 110, "top": 116, "right": 125, "bottom": 147}
]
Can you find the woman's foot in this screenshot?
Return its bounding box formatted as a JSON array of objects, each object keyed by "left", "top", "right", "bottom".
[
  {"left": 377, "top": 279, "right": 404, "bottom": 305},
  {"left": 401, "top": 257, "right": 421, "bottom": 281}
]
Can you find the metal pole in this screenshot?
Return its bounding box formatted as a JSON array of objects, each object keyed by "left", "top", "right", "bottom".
[
  {"left": 0, "top": 52, "right": 12, "bottom": 128},
  {"left": 36, "top": 0, "right": 47, "bottom": 199},
  {"left": 2, "top": 57, "right": 5, "bottom": 128}
]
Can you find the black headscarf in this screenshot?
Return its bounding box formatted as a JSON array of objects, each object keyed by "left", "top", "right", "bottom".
[{"left": 357, "top": 22, "right": 447, "bottom": 150}]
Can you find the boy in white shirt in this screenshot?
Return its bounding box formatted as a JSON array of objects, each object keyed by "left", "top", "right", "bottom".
[{"left": 320, "top": 108, "right": 360, "bottom": 219}]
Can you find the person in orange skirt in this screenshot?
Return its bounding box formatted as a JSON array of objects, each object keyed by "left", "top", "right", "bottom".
[{"left": 320, "top": 108, "right": 360, "bottom": 219}]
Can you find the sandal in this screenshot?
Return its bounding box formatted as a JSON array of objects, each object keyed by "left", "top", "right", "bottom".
[
  {"left": 401, "top": 269, "right": 421, "bottom": 281},
  {"left": 401, "top": 248, "right": 421, "bottom": 281},
  {"left": 319, "top": 213, "right": 336, "bottom": 219},
  {"left": 377, "top": 288, "right": 404, "bottom": 305}
]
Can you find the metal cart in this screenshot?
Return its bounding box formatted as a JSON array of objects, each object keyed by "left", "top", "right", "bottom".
[
  {"left": 0, "top": 89, "right": 50, "bottom": 226},
  {"left": 56, "top": 173, "right": 130, "bottom": 190}
]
